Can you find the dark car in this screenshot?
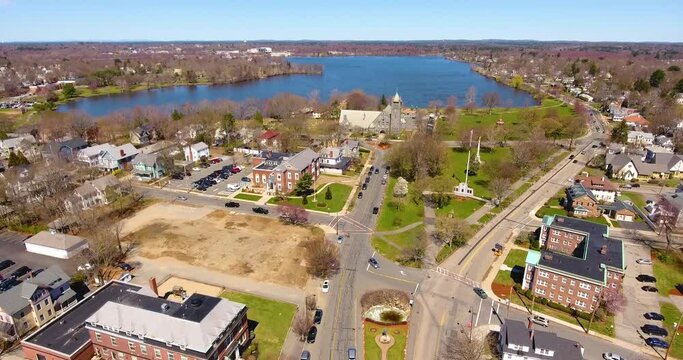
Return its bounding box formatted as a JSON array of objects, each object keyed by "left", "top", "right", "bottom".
[
  {"left": 30, "top": 268, "right": 44, "bottom": 278},
  {"left": 0, "top": 278, "right": 21, "bottom": 292},
  {"left": 372, "top": 207, "right": 379, "bottom": 214},
  {"left": 374, "top": 168, "right": 379, "bottom": 174},
  {"left": 368, "top": 257, "right": 380, "bottom": 269},
  {"left": 358, "top": 192, "right": 363, "bottom": 199},
  {"left": 473, "top": 287, "right": 488, "bottom": 299},
  {"left": 572, "top": 159, "right": 578, "bottom": 163},
  {"left": 365, "top": 177, "right": 371, "bottom": 184},
  {"left": 171, "top": 173, "right": 184, "bottom": 180},
  {"left": 644, "top": 312, "right": 665, "bottom": 321},
  {"left": 313, "top": 309, "right": 323, "bottom": 324},
  {"left": 636, "top": 274, "right": 657, "bottom": 283},
  {"left": 631, "top": 183, "right": 640, "bottom": 188},
  {"left": 252, "top": 207, "right": 269, "bottom": 214},
  {"left": 369, "top": 166, "right": 374, "bottom": 172},
  {"left": 569, "top": 154, "right": 575, "bottom": 159},
  {"left": 642, "top": 285, "right": 658, "bottom": 292},
  {"left": 642, "top": 324, "right": 668, "bottom": 337},
  {"left": 0, "top": 260, "right": 15, "bottom": 271},
  {"left": 118, "top": 263, "right": 133, "bottom": 271},
  {"left": 225, "top": 201, "right": 240, "bottom": 208},
  {"left": 241, "top": 177, "right": 251, "bottom": 182},
  {"left": 11, "top": 266, "right": 31, "bottom": 279},
  {"left": 220, "top": 172, "right": 231, "bottom": 179},
  {"left": 645, "top": 337, "right": 669, "bottom": 349},
  {"left": 300, "top": 350, "right": 311, "bottom": 360},
  {"left": 362, "top": 183, "right": 368, "bottom": 190},
  {"left": 592, "top": 144, "right": 599, "bottom": 148},
  {"left": 306, "top": 326, "right": 318, "bottom": 343}
]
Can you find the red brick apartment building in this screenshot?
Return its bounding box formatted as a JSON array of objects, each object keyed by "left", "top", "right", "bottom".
[
  {"left": 251, "top": 148, "right": 320, "bottom": 195},
  {"left": 523, "top": 215, "right": 625, "bottom": 312},
  {"left": 21, "top": 281, "right": 250, "bottom": 360}
]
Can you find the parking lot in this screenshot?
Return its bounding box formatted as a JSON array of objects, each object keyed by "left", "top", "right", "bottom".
[
  {"left": 164, "top": 156, "right": 254, "bottom": 196},
  {"left": 0, "top": 231, "right": 79, "bottom": 289}
]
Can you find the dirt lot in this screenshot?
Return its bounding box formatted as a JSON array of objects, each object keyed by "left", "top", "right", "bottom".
[{"left": 122, "top": 202, "right": 313, "bottom": 288}]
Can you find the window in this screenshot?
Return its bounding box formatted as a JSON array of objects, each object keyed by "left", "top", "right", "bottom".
[
  {"left": 287, "top": 182, "right": 292, "bottom": 189},
  {"left": 287, "top": 173, "right": 291, "bottom": 179},
  {"left": 568, "top": 289, "right": 574, "bottom": 295},
  {"left": 39, "top": 314, "right": 44, "bottom": 321},
  {"left": 575, "top": 300, "right": 586, "bottom": 308},
  {"left": 538, "top": 271, "right": 549, "bottom": 278},
  {"left": 132, "top": 357, "right": 138, "bottom": 360},
  {"left": 560, "top": 286, "right": 565, "bottom": 292},
  {"left": 140, "top": 346, "right": 148, "bottom": 355},
  {"left": 168, "top": 353, "right": 175, "bottom": 360},
  {"left": 95, "top": 332, "right": 102, "bottom": 342},
  {"left": 553, "top": 275, "right": 558, "bottom": 281},
  {"left": 117, "top": 352, "right": 125, "bottom": 360},
  {"left": 111, "top": 337, "right": 118, "bottom": 346},
  {"left": 537, "top": 280, "right": 547, "bottom": 287},
  {"left": 552, "top": 230, "right": 560, "bottom": 236},
  {"left": 36, "top": 303, "right": 41, "bottom": 311},
  {"left": 612, "top": 283, "right": 617, "bottom": 288},
  {"left": 128, "top": 342, "right": 136, "bottom": 352},
  {"left": 578, "top": 291, "right": 588, "bottom": 299},
  {"left": 595, "top": 286, "right": 600, "bottom": 292},
  {"left": 154, "top": 348, "right": 161, "bottom": 359},
  {"left": 551, "top": 237, "right": 559, "bottom": 243},
  {"left": 562, "top": 240, "right": 568, "bottom": 245},
  {"left": 570, "top": 280, "right": 576, "bottom": 286},
  {"left": 551, "top": 284, "right": 556, "bottom": 289},
  {"left": 181, "top": 356, "right": 188, "bottom": 360},
  {"left": 295, "top": 173, "right": 299, "bottom": 180},
  {"left": 549, "top": 292, "right": 554, "bottom": 298},
  {"left": 558, "top": 295, "right": 563, "bottom": 301},
  {"left": 579, "top": 282, "right": 591, "bottom": 290},
  {"left": 535, "top": 288, "right": 546, "bottom": 295},
  {"left": 255, "top": 176, "right": 259, "bottom": 183},
  {"left": 44, "top": 299, "right": 49, "bottom": 305},
  {"left": 562, "top": 278, "right": 567, "bottom": 284},
  {"left": 277, "top": 174, "right": 281, "bottom": 181}
]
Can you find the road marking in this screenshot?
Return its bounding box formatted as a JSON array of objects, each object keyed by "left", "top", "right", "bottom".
[
  {"left": 434, "top": 310, "right": 446, "bottom": 358},
  {"left": 366, "top": 269, "right": 418, "bottom": 284},
  {"left": 414, "top": 282, "right": 420, "bottom": 294},
  {"left": 474, "top": 298, "right": 483, "bottom": 327}
]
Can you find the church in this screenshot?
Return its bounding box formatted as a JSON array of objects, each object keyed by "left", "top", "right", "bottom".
[{"left": 338, "top": 92, "right": 413, "bottom": 135}]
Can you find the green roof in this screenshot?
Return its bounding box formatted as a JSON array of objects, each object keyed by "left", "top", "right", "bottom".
[{"left": 526, "top": 250, "right": 541, "bottom": 265}]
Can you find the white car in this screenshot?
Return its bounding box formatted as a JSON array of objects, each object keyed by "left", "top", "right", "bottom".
[
  {"left": 636, "top": 258, "right": 653, "bottom": 265},
  {"left": 227, "top": 183, "right": 242, "bottom": 192},
  {"left": 602, "top": 353, "right": 624, "bottom": 360},
  {"left": 529, "top": 315, "right": 549, "bottom": 327},
  {"left": 77, "top": 263, "right": 93, "bottom": 271},
  {"left": 321, "top": 280, "right": 330, "bottom": 293},
  {"left": 176, "top": 195, "right": 188, "bottom": 201}
]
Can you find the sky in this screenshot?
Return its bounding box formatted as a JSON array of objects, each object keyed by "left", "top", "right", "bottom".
[{"left": 0, "top": 0, "right": 681, "bottom": 42}]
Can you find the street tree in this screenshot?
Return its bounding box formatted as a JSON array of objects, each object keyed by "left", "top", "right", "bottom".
[
  {"left": 465, "top": 86, "right": 477, "bottom": 113},
  {"left": 292, "top": 311, "right": 313, "bottom": 342},
  {"left": 601, "top": 288, "right": 627, "bottom": 314},
  {"left": 278, "top": 204, "right": 308, "bottom": 225},
  {"left": 401, "top": 231, "right": 428, "bottom": 266},
  {"left": 482, "top": 92, "right": 501, "bottom": 114},
  {"left": 441, "top": 331, "right": 488, "bottom": 360},
  {"left": 304, "top": 236, "right": 340, "bottom": 278},
  {"left": 435, "top": 216, "right": 471, "bottom": 248},
  {"left": 611, "top": 121, "right": 629, "bottom": 144},
  {"left": 489, "top": 177, "right": 512, "bottom": 203},
  {"left": 429, "top": 175, "right": 454, "bottom": 209}
]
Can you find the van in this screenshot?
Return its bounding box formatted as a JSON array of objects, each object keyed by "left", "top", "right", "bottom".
[
  {"left": 348, "top": 348, "right": 356, "bottom": 360},
  {"left": 300, "top": 350, "right": 311, "bottom": 360}
]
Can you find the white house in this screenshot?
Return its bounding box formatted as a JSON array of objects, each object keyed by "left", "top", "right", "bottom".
[
  {"left": 76, "top": 143, "right": 114, "bottom": 166},
  {"left": 498, "top": 319, "right": 584, "bottom": 360},
  {"left": 627, "top": 131, "right": 655, "bottom": 146},
  {"left": 0, "top": 134, "right": 36, "bottom": 158},
  {"left": 318, "top": 147, "right": 352, "bottom": 175},
  {"left": 24, "top": 231, "right": 89, "bottom": 259},
  {"left": 184, "top": 142, "right": 210, "bottom": 162},
  {"left": 65, "top": 175, "right": 121, "bottom": 211},
  {"left": 655, "top": 135, "right": 675, "bottom": 149},
  {"left": 574, "top": 175, "right": 618, "bottom": 203},
  {"left": 342, "top": 139, "right": 360, "bottom": 158},
  {"left": 97, "top": 143, "right": 139, "bottom": 170}
]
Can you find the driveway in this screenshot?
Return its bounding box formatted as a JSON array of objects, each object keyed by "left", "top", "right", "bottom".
[{"left": 615, "top": 242, "right": 660, "bottom": 346}]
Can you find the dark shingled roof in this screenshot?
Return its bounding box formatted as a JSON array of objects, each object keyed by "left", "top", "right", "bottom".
[
  {"left": 539, "top": 216, "right": 624, "bottom": 283},
  {"left": 501, "top": 320, "right": 584, "bottom": 360}
]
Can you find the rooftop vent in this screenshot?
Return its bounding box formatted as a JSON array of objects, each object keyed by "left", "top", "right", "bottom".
[
  {"left": 543, "top": 254, "right": 553, "bottom": 261},
  {"left": 161, "top": 303, "right": 170, "bottom": 312},
  {"left": 600, "top": 245, "right": 608, "bottom": 255},
  {"left": 190, "top": 297, "right": 203, "bottom": 307},
  {"left": 557, "top": 217, "right": 564, "bottom": 222}
]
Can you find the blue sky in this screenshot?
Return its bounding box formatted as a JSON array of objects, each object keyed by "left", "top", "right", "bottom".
[{"left": 0, "top": 0, "right": 681, "bottom": 42}]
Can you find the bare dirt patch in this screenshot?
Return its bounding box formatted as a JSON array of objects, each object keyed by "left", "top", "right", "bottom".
[
  {"left": 492, "top": 282, "right": 513, "bottom": 299},
  {"left": 122, "top": 202, "right": 314, "bottom": 287}
]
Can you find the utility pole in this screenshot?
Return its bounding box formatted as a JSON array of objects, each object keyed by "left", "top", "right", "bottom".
[
  {"left": 469, "top": 307, "right": 474, "bottom": 341},
  {"left": 664, "top": 313, "right": 683, "bottom": 360}
]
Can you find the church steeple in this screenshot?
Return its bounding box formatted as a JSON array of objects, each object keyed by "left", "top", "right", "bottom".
[{"left": 392, "top": 91, "right": 401, "bottom": 103}]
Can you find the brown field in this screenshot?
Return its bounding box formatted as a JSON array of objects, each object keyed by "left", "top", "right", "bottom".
[{"left": 122, "top": 202, "right": 314, "bottom": 288}]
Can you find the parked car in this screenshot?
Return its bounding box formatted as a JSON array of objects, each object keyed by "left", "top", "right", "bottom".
[
  {"left": 314, "top": 309, "right": 323, "bottom": 324},
  {"left": 358, "top": 192, "right": 363, "bottom": 199},
  {"left": 374, "top": 168, "right": 379, "bottom": 174},
  {"left": 225, "top": 201, "right": 240, "bottom": 208},
  {"left": 362, "top": 183, "right": 367, "bottom": 190},
  {"left": 30, "top": 269, "right": 44, "bottom": 278},
  {"left": 11, "top": 266, "right": 31, "bottom": 279},
  {"left": 227, "top": 183, "right": 242, "bottom": 192},
  {"left": 322, "top": 280, "right": 330, "bottom": 293},
  {"left": 368, "top": 257, "right": 380, "bottom": 269},
  {"left": 337, "top": 235, "right": 344, "bottom": 244},
  {"left": 0, "top": 278, "right": 21, "bottom": 292},
  {"left": 632, "top": 183, "right": 640, "bottom": 188},
  {"left": 231, "top": 166, "right": 242, "bottom": 173},
  {"left": 372, "top": 207, "right": 379, "bottom": 215},
  {"left": 602, "top": 353, "right": 625, "bottom": 360},
  {"left": 306, "top": 326, "right": 318, "bottom": 343},
  {"left": 642, "top": 324, "right": 668, "bottom": 337},
  {"left": 364, "top": 177, "right": 371, "bottom": 184},
  {"left": 252, "top": 207, "right": 269, "bottom": 214},
  {"left": 241, "top": 177, "right": 251, "bottom": 182},
  {"left": 644, "top": 312, "right": 665, "bottom": 321},
  {"left": 642, "top": 285, "right": 658, "bottom": 292},
  {"left": 572, "top": 159, "right": 578, "bottom": 163},
  {"left": 636, "top": 258, "right": 653, "bottom": 265},
  {"left": 348, "top": 347, "right": 357, "bottom": 360},
  {"left": 529, "top": 315, "right": 549, "bottom": 327},
  {"left": 645, "top": 337, "right": 669, "bottom": 349},
  {"left": 0, "top": 260, "right": 15, "bottom": 271},
  {"left": 118, "top": 263, "right": 133, "bottom": 271},
  {"left": 171, "top": 173, "right": 184, "bottom": 180},
  {"left": 473, "top": 287, "right": 488, "bottom": 299},
  {"left": 636, "top": 274, "right": 657, "bottom": 283},
  {"left": 569, "top": 154, "right": 575, "bottom": 159},
  {"left": 300, "top": 350, "right": 311, "bottom": 360},
  {"left": 176, "top": 195, "right": 188, "bottom": 201}
]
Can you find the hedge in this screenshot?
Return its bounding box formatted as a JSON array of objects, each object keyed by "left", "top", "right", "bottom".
[{"left": 516, "top": 287, "right": 592, "bottom": 321}]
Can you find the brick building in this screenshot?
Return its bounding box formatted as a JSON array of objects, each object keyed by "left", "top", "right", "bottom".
[
  {"left": 523, "top": 216, "right": 625, "bottom": 313},
  {"left": 21, "top": 281, "right": 249, "bottom": 360},
  {"left": 565, "top": 183, "right": 601, "bottom": 218},
  {"left": 251, "top": 148, "right": 320, "bottom": 195}
]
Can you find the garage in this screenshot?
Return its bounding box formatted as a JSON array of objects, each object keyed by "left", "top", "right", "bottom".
[{"left": 24, "top": 231, "right": 89, "bottom": 259}]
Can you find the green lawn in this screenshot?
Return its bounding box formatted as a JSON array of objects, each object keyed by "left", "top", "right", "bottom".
[
  {"left": 620, "top": 191, "right": 648, "bottom": 210},
  {"left": 652, "top": 251, "right": 683, "bottom": 296},
  {"left": 535, "top": 207, "right": 569, "bottom": 218},
  {"left": 439, "top": 98, "right": 577, "bottom": 141},
  {"left": 493, "top": 249, "right": 528, "bottom": 286},
  {"left": 234, "top": 193, "right": 262, "bottom": 201},
  {"left": 268, "top": 183, "right": 352, "bottom": 213},
  {"left": 372, "top": 226, "right": 425, "bottom": 267},
  {"left": 660, "top": 302, "right": 683, "bottom": 359},
  {"left": 221, "top": 291, "right": 296, "bottom": 360},
  {"left": 435, "top": 197, "right": 485, "bottom": 218},
  {"left": 376, "top": 177, "right": 424, "bottom": 231},
  {"left": 443, "top": 147, "right": 512, "bottom": 199},
  {"left": 364, "top": 322, "right": 408, "bottom": 360}
]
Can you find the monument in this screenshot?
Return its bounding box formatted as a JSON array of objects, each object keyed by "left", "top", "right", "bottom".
[{"left": 454, "top": 129, "right": 475, "bottom": 197}]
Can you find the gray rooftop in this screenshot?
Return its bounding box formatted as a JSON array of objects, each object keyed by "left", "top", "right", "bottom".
[
  {"left": 285, "top": 148, "right": 318, "bottom": 171},
  {"left": 0, "top": 286, "right": 29, "bottom": 316},
  {"left": 502, "top": 319, "right": 584, "bottom": 360},
  {"left": 25, "top": 231, "right": 88, "bottom": 251},
  {"left": 132, "top": 153, "right": 159, "bottom": 167}
]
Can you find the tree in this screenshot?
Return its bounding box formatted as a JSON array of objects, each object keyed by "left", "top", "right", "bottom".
[
  {"left": 305, "top": 294, "right": 317, "bottom": 311},
  {"left": 7, "top": 150, "right": 29, "bottom": 167},
  {"left": 386, "top": 133, "right": 447, "bottom": 181},
  {"left": 465, "top": 86, "right": 477, "bottom": 113},
  {"left": 675, "top": 79, "right": 683, "bottom": 93},
  {"left": 601, "top": 288, "right": 627, "bottom": 315},
  {"left": 441, "top": 331, "right": 487, "bottom": 360},
  {"left": 303, "top": 236, "right": 340, "bottom": 278},
  {"left": 564, "top": 115, "right": 585, "bottom": 150},
  {"left": 510, "top": 74, "right": 523, "bottom": 89},
  {"left": 292, "top": 311, "right": 313, "bottom": 341},
  {"left": 633, "top": 78, "right": 650, "bottom": 92},
  {"left": 589, "top": 62, "right": 599, "bottom": 76},
  {"left": 401, "top": 231, "right": 428, "bottom": 266},
  {"left": 429, "top": 175, "right": 454, "bottom": 209},
  {"left": 482, "top": 92, "right": 501, "bottom": 114},
  {"left": 380, "top": 94, "right": 387, "bottom": 107},
  {"left": 668, "top": 65, "right": 681, "bottom": 72},
  {"left": 393, "top": 177, "right": 409, "bottom": 197},
  {"left": 278, "top": 204, "right": 308, "bottom": 225},
  {"left": 649, "top": 69, "right": 665, "bottom": 88},
  {"left": 611, "top": 121, "right": 629, "bottom": 144},
  {"left": 325, "top": 187, "right": 332, "bottom": 200},
  {"left": 435, "top": 216, "right": 471, "bottom": 248},
  {"left": 295, "top": 173, "right": 314, "bottom": 196},
  {"left": 489, "top": 177, "right": 512, "bottom": 203},
  {"left": 253, "top": 111, "right": 264, "bottom": 126},
  {"left": 171, "top": 109, "right": 183, "bottom": 121},
  {"left": 62, "top": 83, "right": 77, "bottom": 99}
]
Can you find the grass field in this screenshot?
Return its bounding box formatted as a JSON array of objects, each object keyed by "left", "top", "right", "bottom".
[
  {"left": 364, "top": 322, "right": 408, "bottom": 360},
  {"left": 652, "top": 250, "right": 683, "bottom": 296},
  {"left": 493, "top": 249, "right": 528, "bottom": 286},
  {"left": 268, "top": 183, "right": 352, "bottom": 213},
  {"left": 620, "top": 191, "right": 648, "bottom": 210},
  {"left": 443, "top": 147, "right": 512, "bottom": 199},
  {"left": 221, "top": 291, "right": 296, "bottom": 360},
  {"left": 372, "top": 225, "right": 425, "bottom": 267},
  {"left": 234, "top": 193, "right": 262, "bottom": 201},
  {"left": 435, "top": 197, "right": 485, "bottom": 218},
  {"left": 376, "top": 177, "right": 424, "bottom": 231},
  {"left": 439, "top": 98, "right": 577, "bottom": 141},
  {"left": 660, "top": 302, "right": 683, "bottom": 358}
]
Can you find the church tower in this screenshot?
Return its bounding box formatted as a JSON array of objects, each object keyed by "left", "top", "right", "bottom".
[{"left": 390, "top": 92, "right": 402, "bottom": 133}]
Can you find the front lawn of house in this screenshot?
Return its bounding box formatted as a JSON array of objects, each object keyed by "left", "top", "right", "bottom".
[
  {"left": 268, "top": 183, "right": 352, "bottom": 213},
  {"left": 660, "top": 302, "right": 683, "bottom": 359},
  {"left": 234, "top": 193, "right": 262, "bottom": 202},
  {"left": 652, "top": 250, "right": 683, "bottom": 296}
]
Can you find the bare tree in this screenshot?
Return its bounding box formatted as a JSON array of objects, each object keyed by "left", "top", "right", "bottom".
[
  {"left": 292, "top": 310, "right": 313, "bottom": 341},
  {"left": 482, "top": 92, "right": 501, "bottom": 114},
  {"left": 441, "top": 331, "right": 487, "bottom": 360},
  {"left": 278, "top": 204, "right": 308, "bottom": 225},
  {"left": 305, "top": 295, "right": 317, "bottom": 311},
  {"left": 435, "top": 216, "right": 471, "bottom": 248},
  {"left": 304, "top": 237, "right": 340, "bottom": 278},
  {"left": 601, "top": 288, "right": 627, "bottom": 314},
  {"left": 489, "top": 177, "right": 512, "bottom": 203},
  {"left": 465, "top": 86, "right": 477, "bottom": 113},
  {"left": 401, "top": 231, "right": 429, "bottom": 266}
]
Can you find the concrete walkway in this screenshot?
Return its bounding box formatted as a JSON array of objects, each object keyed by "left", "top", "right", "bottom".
[
  {"left": 375, "top": 221, "right": 423, "bottom": 236},
  {"left": 465, "top": 202, "right": 493, "bottom": 224}
]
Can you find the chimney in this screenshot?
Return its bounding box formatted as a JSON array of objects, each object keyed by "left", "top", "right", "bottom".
[
  {"left": 600, "top": 245, "right": 608, "bottom": 254},
  {"left": 119, "top": 149, "right": 125, "bottom": 157},
  {"left": 149, "top": 277, "right": 159, "bottom": 297},
  {"left": 329, "top": 151, "right": 333, "bottom": 157}
]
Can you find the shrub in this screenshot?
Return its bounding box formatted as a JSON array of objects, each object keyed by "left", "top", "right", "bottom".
[
  {"left": 380, "top": 310, "right": 404, "bottom": 323},
  {"left": 325, "top": 187, "right": 333, "bottom": 200},
  {"left": 392, "top": 217, "right": 403, "bottom": 227},
  {"left": 540, "top": 298, "right": 548, "bottom": 305},
  {"left": 302, "top": 195, "right": 308, "bottom": 205},
  {"left": 316, "top": 202, "right": 327, "bottom": 208}
]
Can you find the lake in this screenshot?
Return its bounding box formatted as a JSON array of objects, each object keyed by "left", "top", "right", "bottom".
[{"left": 58, "top": 56, "right": 538, "bottom": 117}]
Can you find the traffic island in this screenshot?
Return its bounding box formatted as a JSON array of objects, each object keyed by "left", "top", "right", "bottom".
[{"left": 361, "top": 289, "right": 411, "bottom": 360}]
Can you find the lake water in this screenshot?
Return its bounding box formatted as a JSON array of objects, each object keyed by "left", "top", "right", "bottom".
[{"left": 58, "top": 56, "right": 538, "bottom": 117}]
